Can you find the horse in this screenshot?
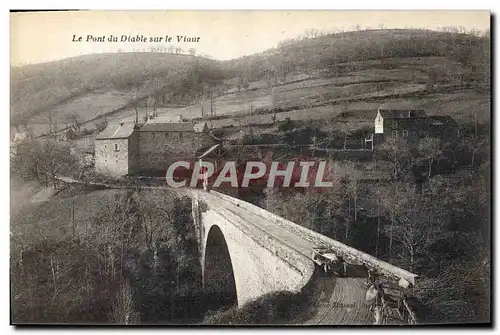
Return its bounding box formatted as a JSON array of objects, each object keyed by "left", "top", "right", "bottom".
[
  {"left": 366, "top": 283, "right": 385, "bottom": 324},
  {"left": 373, "top": 305, "right": 383, "bottom": 325}
]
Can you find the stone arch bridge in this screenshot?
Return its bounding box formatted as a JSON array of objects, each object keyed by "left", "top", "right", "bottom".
[
  {"left": 191, "top": 189, "right": 418, "bottom": 325},
  {"left": 54, "top": 176, "right": 418, "bottom": 324}
]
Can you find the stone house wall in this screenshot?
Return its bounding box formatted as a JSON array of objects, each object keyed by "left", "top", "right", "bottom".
[
  {"left": 137, "top": 131, "right": 217, "bottom": 172},
  {"left": 128, "top": 132, "right": 140, "bottom": 174},
  {"left": 95, "top": 138, "right": 130, "bottom": 176}
]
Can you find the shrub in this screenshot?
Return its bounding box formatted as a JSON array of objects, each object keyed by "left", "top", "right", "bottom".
[
  {"left": 278, "top": 117, "right": 296, "bottom": 133},
  {"left": 203, "top": 291, "right": 303, "bottom": 325}
]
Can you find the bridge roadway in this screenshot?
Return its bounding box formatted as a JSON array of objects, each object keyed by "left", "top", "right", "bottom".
[{"left": 193, "top": 189, "right": 395, "bottom": 325}]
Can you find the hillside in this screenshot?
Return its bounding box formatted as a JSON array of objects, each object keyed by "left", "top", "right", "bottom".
[
  {"left": 226, "top": 28, "right": 489, "bottom": 85},
  {"left": 10, "top": 29, "right": 490, "bottom": 136},
  {"left": 10, "top": 53, "right": 225, "bottom": 127}
]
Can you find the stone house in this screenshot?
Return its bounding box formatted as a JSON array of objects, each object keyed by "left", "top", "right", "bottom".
[
  {"left": 373, "top": 103, "right": 458, "bottom": 147},
  {"left": 95, "top": 121, "right": 219, "bottom": 176},
  {"left": 95, "top": 123, "right": 137, "bottom": 176}
]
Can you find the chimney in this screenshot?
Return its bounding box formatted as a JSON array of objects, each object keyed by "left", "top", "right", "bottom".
[
  {"left": 178, "top": 114, "right": 183, "bottom": 122},
  {"left": 120, "top": 121, "right": 124, "bottom": 126}
]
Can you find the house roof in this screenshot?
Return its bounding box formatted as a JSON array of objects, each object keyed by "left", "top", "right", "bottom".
[
  {"left": 378, "top": 101, "right": 419, "bottom": 110},
  {"left": 378, "top": 109, "right": 427, "bottom": 119},
  {"left": 139, "top": 122, "right": 195, "bottom": 132},
  {"left": 378, "top": 101, "right": 427, "bottom": 119},
  {"left": 95, "top": 123, "right": 136, "bottom": 140},
  {"left": 197, "top": 144, "right": 221, "bottom": 159},
  {"left": 193, "top": 122, "right": 208, "bottom": 133},
  {"left": 380, "top": 115, "right": 457, "bottom": 128},
  {"left": 426, "top": 115, "right": 458, "bottom": 126}
]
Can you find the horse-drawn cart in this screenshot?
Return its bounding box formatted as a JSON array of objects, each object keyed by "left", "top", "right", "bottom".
[{"left": 311, "top": 247, "right": 346, "bottom": 276}]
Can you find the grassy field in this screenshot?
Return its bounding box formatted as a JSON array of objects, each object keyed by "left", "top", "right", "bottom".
[
  {"left": 11, "top": 52, "right": 223, "bottom": 124},
  {"left": 29, "top": 91, "right": 131, "bottom": 125},
  {"left": 121, "top": 52, "right": 485, "bottom": 131}
]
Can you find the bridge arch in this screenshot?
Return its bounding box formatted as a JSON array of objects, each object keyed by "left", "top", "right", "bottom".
[{"left": 203, "top": 225, "right": 238, "bottom": 310}]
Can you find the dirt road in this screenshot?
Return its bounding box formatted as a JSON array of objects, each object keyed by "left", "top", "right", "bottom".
[{"left": 306, "top": 276, "right": 373, "bottom": 325}]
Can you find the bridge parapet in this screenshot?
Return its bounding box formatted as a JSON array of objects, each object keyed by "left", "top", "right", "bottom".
[
  {"left": 210, "top": 199, "right": 315, "bottom": 288},
  {"left": 210, "top": 190, "right": 418, "bottom": 287}
]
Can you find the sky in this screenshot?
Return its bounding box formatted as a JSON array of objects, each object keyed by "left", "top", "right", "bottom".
[{"left": 10, "top": 10, "right": 490, "bottom": 66}]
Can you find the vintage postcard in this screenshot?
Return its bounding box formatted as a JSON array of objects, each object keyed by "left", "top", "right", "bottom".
[{"left": 10, "top": 10, "right": 491, "bottom": 326}]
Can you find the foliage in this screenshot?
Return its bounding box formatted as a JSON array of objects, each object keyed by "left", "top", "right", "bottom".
[
  {"left": 277, "top": 117, "right": 296, "bottom": 133},
  {"left": 11, "top": 139, "right": 79, "bottom": 187},
  {"left": 415, "top": 253, "right": 490, "bottom": 323},
  {"left": 203, "top": 290, "right": 310, "bottom": 325},
  {"left": 377, "top": 137, "right": 412, "bottom": 180},
  {"left": 10, "top": 189, "right": 201, "bottom": 324},
  {"left": 419, "top": 138, "right": 443, "bottom": 179}
]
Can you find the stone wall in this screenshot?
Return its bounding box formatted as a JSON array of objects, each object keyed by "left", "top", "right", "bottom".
[
  {"left": 128, "top": 132, "right": 140, "bottom": 174},
  {"left": 137, "top": 131, "right": 217, "bottom": 172},
  {"left": 94, "top": 129, "right": 219, "bottom": 175},
  {"left": 202, "top": 209, "right": 313, "bottom": 306},
  {"left": 95, "top": 138, "right": 129, "bottom": 176},
  {"left": 192, "top": 192, "right": 314, "bottom": 307}
]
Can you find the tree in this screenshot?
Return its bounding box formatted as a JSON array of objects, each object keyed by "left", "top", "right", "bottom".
[
  {"left": 278, "top": 117, "right": 295, "bottom": 133},
  {"left": 40, "top": 140, "right": 79, "bottom": 187},
  {"left": 345, "top": 161, "right": 361, "bottom": 222},
  {"left": 374, "top": 182, "right": 409, "bottom": 258},
  {"left": 134, "top": 190, "right": 177, "bottom": 253},
  {"left": 96, "top": 120, "right": 108, "bottom": 133},
  {"left": 264, "top": 185, "right": 346, "bottom": 241},
  {"left": 12, "top": 118, "right": 28, "bottom": 133},
  {"left": 415, "top": 255, "right": 490, "bottom": 323},
  {"left": 11, "top": 185, "right": 202, "bottom": 324},
  {"left": 419, "top": 137, "right": 443, "bottom": 180},
  {"left": 11, "top": 141, "right": 40, "bottom": 181},
  {"left": 109, "top": 282, "right": 140, "bottom": 324},
  {"left": 334, "top": 122, "right": 354, "bottom": 151},
  {"left": 391, "top": 186, "right": 442, "bottom": 272},
  {"left": 463, "top": 136, "right": 484, "bottom": 169},
  {"left": 132, "top": 191, "right": 195, "bottom": 295},
  {"left": 65, "top": 113, "right": 82, "bottom": 134},
  {"left": 11, "top": 139, "right": 78, "bottom": 187},
  {"left": 342, "top": 162, "right": 361, "bottom": 242},
  {"left": 378, "top": 137, "right": 412, "bottom": 180}
]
